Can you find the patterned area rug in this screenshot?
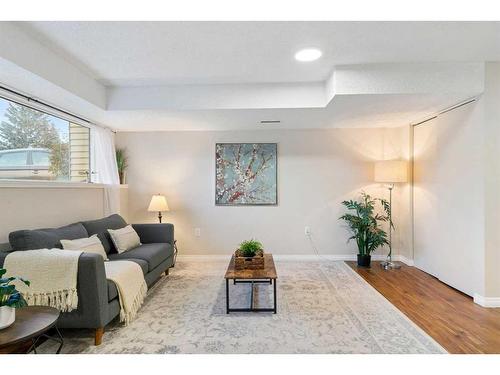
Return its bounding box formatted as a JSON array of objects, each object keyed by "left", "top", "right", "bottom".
[{"left": 40, "top": 260, "right": 446, "bottom": 354}]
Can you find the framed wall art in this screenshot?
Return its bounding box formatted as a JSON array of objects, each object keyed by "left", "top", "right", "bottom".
[{"left": 215, "top": 143, "right": 277, "bottom": 206}]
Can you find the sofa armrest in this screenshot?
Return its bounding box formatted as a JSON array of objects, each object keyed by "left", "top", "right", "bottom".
[
  {"left": 0, "top": 251, "right": 110, "bottom": 329},
  {"left": 132, "top": 223, "right": 174, "bottom": 245},
  {"left": 58, "top": 253, "right": 109, "bottom": 329},
  {"left": 0, "top": 252, "right": 8, "bottom": 268}
]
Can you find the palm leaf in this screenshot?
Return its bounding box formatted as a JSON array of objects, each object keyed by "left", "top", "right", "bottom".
[{"left": 339, "top": 191, "right": 391, "bottom": 255}]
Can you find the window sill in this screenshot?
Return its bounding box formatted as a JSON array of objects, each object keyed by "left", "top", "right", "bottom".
[{"left": 0, "top": 180, "right": 107, "bottom": 189}]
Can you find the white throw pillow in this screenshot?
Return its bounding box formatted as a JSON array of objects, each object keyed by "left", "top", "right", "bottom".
[
  {"left": 60, "top": 234, "right": 108, "bottom": 260},
  {"left": 108, "top": 225, "right": 141, "bottom": 254}
]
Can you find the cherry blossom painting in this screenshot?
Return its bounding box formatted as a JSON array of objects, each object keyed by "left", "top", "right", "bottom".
[{"left": 215, "top": 143, "right": 277, "bottom": 205}]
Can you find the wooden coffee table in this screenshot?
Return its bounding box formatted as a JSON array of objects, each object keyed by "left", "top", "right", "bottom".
[
  {"left": 0, "top": 306, "right": 63, "bottom": 354},
  {"left": 224, "top": 254, "right": 277, "bottom": 314}
]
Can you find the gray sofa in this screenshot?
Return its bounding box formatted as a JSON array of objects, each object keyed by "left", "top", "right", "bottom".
[{"left": 0, "top": 214, "right": 175, "bottom": 345}]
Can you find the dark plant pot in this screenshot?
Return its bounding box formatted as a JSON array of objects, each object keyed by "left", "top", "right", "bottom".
[{"left": 357, "top": 254, "right": 371, "bottom": 267}]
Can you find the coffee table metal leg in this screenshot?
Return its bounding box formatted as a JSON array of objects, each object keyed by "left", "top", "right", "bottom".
[
  {"left": 250, "top": 281, "right": 254, "bottom": 310},
  {"left": 226, "top": 278, "right": 277, "bottom": 313},
  {"left": 273, "top": 278, "right": 277, "bottom": 314},
  {"left": 226, "top": 278, "right": 230, "bottom": 314}
]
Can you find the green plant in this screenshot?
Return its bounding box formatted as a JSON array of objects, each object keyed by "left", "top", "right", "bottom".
[
  {"left": 0, "top": 268, "right": 30, "bottom": 308},
  {"left": 339, "top": 192, "right": 392, "bottom": 256},
  {"left": 239, "top": 239, "right": 263, "bottom": 257},
  {"left": 116, "top": 148, "right": 128, "bottom": 184}
]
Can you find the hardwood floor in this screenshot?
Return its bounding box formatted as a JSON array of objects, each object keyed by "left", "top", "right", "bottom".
[{"left": 346, "top": 261, "right": 500, "bottom": 354}]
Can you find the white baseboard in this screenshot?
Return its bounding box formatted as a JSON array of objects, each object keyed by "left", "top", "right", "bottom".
[
  {"left": 396, "top": 255, "right": 415, "bottom": 266},
  {"left": 274, "top": 254, "right": 354, "bottom": 261},
  {"left": 177, "top": 253, "right": 415, "bottom": 266},
  {"left": 177, "top": 255, "right": 229, "bottom": 262},
  {"left": 365, "top": 254, "right": 414, "bottom": 266},
  {"left": 473, "top": 293, "right": 500, "bottom": 307}
]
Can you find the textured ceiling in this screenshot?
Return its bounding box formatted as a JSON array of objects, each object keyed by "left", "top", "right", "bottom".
[
  {"left": 19, "top": 21, "right": 500, "bottom": 87},
  {"left": 0, "top": 22, "right": 489, "bottom": 131}
]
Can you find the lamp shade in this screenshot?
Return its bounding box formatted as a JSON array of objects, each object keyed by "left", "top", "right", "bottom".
[
  {"left": 148, "top": 194, "right": 169, "bottom": 212},
  {"left": 374, "top": 160, "right": 408, "bottom": 183}
]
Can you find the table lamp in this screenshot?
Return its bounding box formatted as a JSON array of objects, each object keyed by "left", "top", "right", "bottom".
[
  {"left": 148, "top": 194, "right": 169, "bottom": 223},
  {"left": 374, "top": 160, "right": 408, "bottom": 270}
]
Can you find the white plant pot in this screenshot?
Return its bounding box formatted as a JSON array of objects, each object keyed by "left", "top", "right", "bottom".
[{"left": 0, "top": 306, "right": 15, "bottom": 330}]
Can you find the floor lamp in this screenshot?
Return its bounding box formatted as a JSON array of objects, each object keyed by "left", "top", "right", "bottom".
[{"left": 374, "top": 160, "right": 408, "bottom": 270}]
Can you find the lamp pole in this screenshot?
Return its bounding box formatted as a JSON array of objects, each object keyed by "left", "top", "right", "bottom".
[{"left": 381, "top": 183, "right": 400, "bottom": 270}]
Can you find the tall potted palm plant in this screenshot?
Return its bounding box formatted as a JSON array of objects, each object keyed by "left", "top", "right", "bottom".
[{"left": 339, "top": 192, "right": 391, "bottom": 267}]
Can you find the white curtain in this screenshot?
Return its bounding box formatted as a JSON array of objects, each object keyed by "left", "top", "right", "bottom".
[{"left": 90, "top": 125, "right": 120, "bottom": 216}]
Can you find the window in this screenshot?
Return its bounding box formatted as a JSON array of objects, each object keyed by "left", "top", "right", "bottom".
[
  {"left": 0, "top": 96, "right": 90, "bottom": 182},
  {"left": 0, "top": 151, "right": 28, "bottom": 167},
  {"left": 31, "top": 150, "right": 51, "bottom": 166}
]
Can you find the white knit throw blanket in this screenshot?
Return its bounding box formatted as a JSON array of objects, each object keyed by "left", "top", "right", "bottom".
[
  {"left": 4, "top": 249, "right": 81, "bottom": 312},
  {"left": 104, "top": 260, "right": 147, "bottom": 325}
]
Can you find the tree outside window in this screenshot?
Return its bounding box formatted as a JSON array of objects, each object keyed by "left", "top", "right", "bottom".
[{"left": 0, "top": 97, "right": 89, "bottom": 181}]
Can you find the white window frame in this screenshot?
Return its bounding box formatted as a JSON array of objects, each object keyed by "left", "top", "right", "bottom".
[{"left": 0, "top": 88, "right": 94, "bottom": 186}]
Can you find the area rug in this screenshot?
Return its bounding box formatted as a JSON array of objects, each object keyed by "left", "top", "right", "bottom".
[{"left": 39, "top": 260, "right": 446, "bottom": 354}]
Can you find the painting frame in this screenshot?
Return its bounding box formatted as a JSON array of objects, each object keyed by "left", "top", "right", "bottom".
[{"left": 215, "top": 142, "right": 278, "bottom": 206}]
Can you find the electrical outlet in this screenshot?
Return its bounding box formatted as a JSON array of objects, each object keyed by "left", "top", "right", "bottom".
[
  {"left": 305, "top": 226, "right": 311, "bottom": 236},
  {"left": 194, "top": 228, "right": 201, "bottom": 237}
]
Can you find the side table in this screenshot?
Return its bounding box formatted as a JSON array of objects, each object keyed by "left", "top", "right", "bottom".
[{"left": 0, "top": 306, "right": 63, "bottom": 354}]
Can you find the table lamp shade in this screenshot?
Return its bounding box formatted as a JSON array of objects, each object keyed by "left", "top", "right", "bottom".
[
  {"left": 148, "top": 194, "right": 169, "bottom": 212},
  {"left": 374, "top": 160, "right": 408, "bottom": 183}
]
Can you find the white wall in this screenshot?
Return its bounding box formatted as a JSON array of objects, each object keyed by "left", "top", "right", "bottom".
[
  {"left": 116, "top": 128, "right": 410, "bottom": 257},
  {"left": 483, "top": 62, "right": 500, "bottom": 299},
  {"left": 0, "top": 184, "right": 105, "bottom": 244},
  {"left": 413, "top": 100, "right": 485, "bottom": 297},
  {"left": 411, "top": 62, "right": 500, "bottom": 302}
]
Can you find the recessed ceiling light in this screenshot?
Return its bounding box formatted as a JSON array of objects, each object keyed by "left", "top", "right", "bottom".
[{"left": 294, "top": 48, "right": 322, "bottom": 62}]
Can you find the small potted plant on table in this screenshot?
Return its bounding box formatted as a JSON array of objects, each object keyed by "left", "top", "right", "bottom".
[
  {"left": 0, "top": 268, "right": 30, "bottom": 329},
  {"left": 339, "top": 192, "right": 391, "bottom": 267},
  {"left": 235, "top": 239, "right": 265, "bottom": 270}
]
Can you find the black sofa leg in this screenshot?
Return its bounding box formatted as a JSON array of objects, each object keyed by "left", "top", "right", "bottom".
[
  {"left": 165, "top": 268, "right": 169, "bottom": 276},
  {"left": 95, "top": 327, "right": 104, "bottom": 346}
]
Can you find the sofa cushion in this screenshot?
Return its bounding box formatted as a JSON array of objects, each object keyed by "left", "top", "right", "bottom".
[
  {"left": 108, "top": 225, "right": 141, "bottom": 254},
  {"left": 9, "top": 223, "right": 88, "bottom": 251},
  {"left": 108, "top": 243, "right": 173, "bottom": 272},
  {"left": 121, "top": 258, "right": 148, "bottom": 274},
  {"left": 80, "top": 214, "right": 127, "bottom": 254},
  {"left": 106, "top": 259, "right": 148, "bottom": 302},
  {"left": 61, "top": 234, "right": 108, "bottom": 260}
]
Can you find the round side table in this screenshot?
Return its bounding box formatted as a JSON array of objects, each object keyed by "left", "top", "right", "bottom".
[{"left": 0, "top": 306, "right": 62, "bottom": 354}]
